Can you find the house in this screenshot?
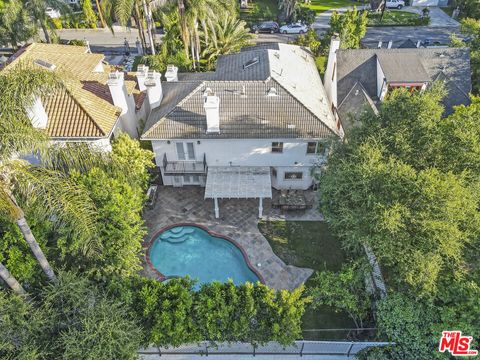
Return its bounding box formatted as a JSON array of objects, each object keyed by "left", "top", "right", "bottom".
[
  {"left": 141, "top": 43, "right": 342, "bottom": 217},
  {"left": 324, "top": 36, "right": 471, "bottom": 131},
  {"left": 3, "top": 43, "right": 152, "bottom": 150}
]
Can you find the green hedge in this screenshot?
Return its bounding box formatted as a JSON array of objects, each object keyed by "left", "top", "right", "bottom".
[{"left": 108, "top": 276, "right": 311, "bottom": 347}]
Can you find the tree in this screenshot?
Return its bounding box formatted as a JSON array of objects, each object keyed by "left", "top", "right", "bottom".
[
  {"left": 327, "top": 7, "right": 368, "bottom": 49},
  {"left": 307, "top": 264, "right": 370, "bottom": 328},
  {"left": 0, "top": 272, "right": 143, "bottom": 359},
  {"left": 0, "top": 0, "right": 37, "bottom": 48},
  {"left": 81, "top": 0, "right": 98, "bottom": 28},
  {"left": 24, "top": 0, "right": 70, "bottom": 43},
  {"left": 0, "top": 261, "right": 26, "bottom": 295},
  {"left": 1, "top": 66, "right": 98, "bottom": 284},
  {"left": 318, "top": 86, "right": 480, "bottom": 357},
  {"left": 201, "top": 13, "right": 253, "bottom": 69},
  {"left": 375, "top": 294, "right": 439, "bottom": 359},
  {"left": 278, "top": 0, "right": 299, "bottom": 22}
]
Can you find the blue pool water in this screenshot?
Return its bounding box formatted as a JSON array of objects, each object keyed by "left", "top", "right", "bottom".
[{"left": 149, "top": 226, "right": 260, "bottom": 286}]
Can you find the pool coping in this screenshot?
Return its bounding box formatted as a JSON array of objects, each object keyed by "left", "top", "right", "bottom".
[{"left": 145, "top": 223, "right": 265, "bottom": 285}]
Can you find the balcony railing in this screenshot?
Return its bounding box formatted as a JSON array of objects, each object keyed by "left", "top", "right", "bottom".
[{"left": 162, "top": 153, "right": 207, "bottom": 175}]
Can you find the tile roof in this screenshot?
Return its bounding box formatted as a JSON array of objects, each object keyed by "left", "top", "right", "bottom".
[
  {"left": 4, "top": 43, "right": 145, "bottom": 138},
  {"left": 143, "top": 43, "right": 338, "bottom": 140},
  {"left": 336, "top": 47, "right": 471, "bottom": 115}
]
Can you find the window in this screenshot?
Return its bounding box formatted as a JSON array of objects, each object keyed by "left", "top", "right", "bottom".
[
  {"left": 271, "top": 142, "right": 283, "bottom": 153},
  {"left": 176, "top": 142, "right": 195, "bottom": 160},
  {"left": 306, "top": 142, "right": 327, "bottom": 155},
  {"left": 284, "top": 172, "right": 303, "bottom": 180}
]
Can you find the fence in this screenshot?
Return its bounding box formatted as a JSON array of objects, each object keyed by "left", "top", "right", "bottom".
[{"left": 138, "top": 340, "right": 391, "bottom": 358}]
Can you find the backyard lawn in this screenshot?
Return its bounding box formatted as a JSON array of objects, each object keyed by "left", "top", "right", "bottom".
[
  {"left": 303, "top": 0, "right": 363, "bottom": 14},
  {"left": 258, "top": 220, "right": 357, "bottom": 340}
]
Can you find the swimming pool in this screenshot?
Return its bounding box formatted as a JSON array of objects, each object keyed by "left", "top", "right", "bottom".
[{"left": 148, "top": 225, "right": 261, "bottom": 286}]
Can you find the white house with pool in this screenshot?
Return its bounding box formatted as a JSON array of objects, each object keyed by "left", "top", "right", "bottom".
[{"left": 141, "top": 43, "right": 344, "bottom": 217}]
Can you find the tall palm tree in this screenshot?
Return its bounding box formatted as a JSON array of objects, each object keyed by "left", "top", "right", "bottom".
[
  {"left": 24, "top": 0, "right": 70, "bottom": 43},
  {"left": 0, "top": 65, "right": 98, "bottom": 283},
  {"left": 0, "top": 262, "right": 26, "bottom": 296},
  {"left": 201, "top": 14, "right": 253, "bottom": 68}
]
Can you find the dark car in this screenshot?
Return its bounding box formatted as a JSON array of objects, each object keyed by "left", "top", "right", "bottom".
[{"left": 252, "top": 21, "right": 279, "bottom": 34}]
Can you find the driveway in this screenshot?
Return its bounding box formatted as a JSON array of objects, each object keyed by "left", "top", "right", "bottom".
[{"left": 401, "top": 6, "right": 459, "bottom": 27}]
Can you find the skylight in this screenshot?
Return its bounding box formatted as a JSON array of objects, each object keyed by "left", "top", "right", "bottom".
[
  {"left": 243, "top": 57, "right": 259, "bottom": 70},
  {"left": 34, "top": 59, "right": 56, "bottom": 71}
]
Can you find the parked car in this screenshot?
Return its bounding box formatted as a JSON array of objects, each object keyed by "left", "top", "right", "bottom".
[
  {"left": 385, "top": 0, "right": 405, "bottom": 8},
  {"left": 45, "top": 7, "right": 61, "bottom": 18},
  {"left": 279, "top": 23, "right": 309, "bottom": 34},
  {"left": 252, "top": 21, "right": 279, "bottom": 34}
]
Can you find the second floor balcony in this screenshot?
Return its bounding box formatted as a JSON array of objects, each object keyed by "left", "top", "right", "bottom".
[{"left": 162, "top": 153, "right": 207, "bottom": 175}]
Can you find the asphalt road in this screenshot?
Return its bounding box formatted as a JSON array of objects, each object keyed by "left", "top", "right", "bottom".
[{"left": 54, "top": 24, "right": 460, "bottom": 55}]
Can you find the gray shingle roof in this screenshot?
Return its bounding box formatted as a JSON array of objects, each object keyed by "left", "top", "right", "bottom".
[
  {"left": 337, "top": 47, "right": 471, "bottom": 115},
  {"left": 377, "top": 52, "right": 430, "bottom": 83},
  {"left": 338, "top": 82, "right": 378, "bottom": 132},
  {"left": 142, "top": 44, "right": 338, "bottom": 140}
]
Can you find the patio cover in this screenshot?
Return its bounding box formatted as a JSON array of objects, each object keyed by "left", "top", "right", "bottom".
[{"left": 204, "top": 166, "right": 272, "bottom": 218}]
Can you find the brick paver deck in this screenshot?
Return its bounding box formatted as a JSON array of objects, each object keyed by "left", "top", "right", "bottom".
[{"left": 142, "top": 186, "right": 314, "bottom": 290}]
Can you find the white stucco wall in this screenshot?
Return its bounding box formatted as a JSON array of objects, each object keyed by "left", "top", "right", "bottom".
[
  {"left": 152, "top": 139, "right": 327, "bottom": 190},
  {"left": 376, "top": 58, "right": 386, "bottom": 99}
]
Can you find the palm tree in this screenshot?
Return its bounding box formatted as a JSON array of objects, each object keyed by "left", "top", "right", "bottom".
[
  {"left": 0, "top": 65, "right": 97, "bottom": 283},
  {"left": 201, "top": 14, "right": 253, "bottom": 68},
  {"left": 24, "top": 0, "right": 70, "bottom": 43},
  {"left": 0, "top": 262, "right": 26, "bottom": 296}
]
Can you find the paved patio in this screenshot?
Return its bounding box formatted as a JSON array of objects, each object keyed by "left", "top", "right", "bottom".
[{"left": 142, "top": 186, "right": 317, "bottom": 290}]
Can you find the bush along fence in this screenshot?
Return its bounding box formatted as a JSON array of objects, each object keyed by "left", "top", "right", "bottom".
[{"left": 138, "top": 340, "right": 392, "bottom": 357}]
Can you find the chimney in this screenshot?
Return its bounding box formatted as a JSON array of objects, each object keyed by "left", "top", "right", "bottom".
[
  {"left": 324, "top": 34, "right": 340, "bottom": 108},
  {"left": 165, "top": 64, "right": 178, "bottom": 82},
  {"left": 377, "top": 41, "right": 383, "bottom": 48},
  {"left": 387, "top": 40, "right": 393, "bottom": 49},
  {"left": 27, "top": 96, "right": 48, "bottom": 129},
  {"left": 107, "top": 71, "right": 131, "bottom": 115},
  {"left": 203, "top": 88, "right": 220, "bottom": 133},
  {"left": 145, "top": 70, "right": 163, "bottom": 108},
  {"left": 136, "top": 65, "right": 149, "bottom": 91}
]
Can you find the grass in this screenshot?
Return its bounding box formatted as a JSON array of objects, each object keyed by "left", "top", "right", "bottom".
[
  {"left": 258, "top": 220, "right": 357, "bottom": 339},
  {"left": 240, "top": 0, "right": 280, "bottom": 25},
  {"left": 367, "top": 10, "right": 429, "bottom": 26},
  {"left": 302, "top": 0, "right": 364, "bottom": 14}
]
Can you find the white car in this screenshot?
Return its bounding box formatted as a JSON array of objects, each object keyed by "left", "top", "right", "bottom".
[
  {"left": 279, "top": 23, "right": 309, "bottom": 34},
  {"left": 45, "top": 7, "right": 61, "bottom": 18},
  {"left": 386, "top": 0, "right": 405, "bottom": 9}
]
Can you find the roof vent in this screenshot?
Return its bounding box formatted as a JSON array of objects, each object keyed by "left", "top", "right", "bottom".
[
  {"left": 267, "top": 87, "right": 278, "bottom": 96},
  {"left": 273, "top": 51, "right": 280, "bottom": 59},
  {"left": 34, "top": 59, "right": 56, "bottom": 71},
  {"left": 439, "top": 53, "right": 445, "bottom": 58},
  {"left": 243, "top": 57, "right": 259, "bottom": 70},
  {"left": 287, "top": 124, "right": 296, "bottom": 129}
]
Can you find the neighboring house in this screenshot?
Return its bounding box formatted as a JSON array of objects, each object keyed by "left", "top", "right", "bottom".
[
  {"left": 141, "top": 44, "right": 342, "bottom": 217},
  {"left": 324, "top": 36, "right": 471, "bottom": 132},
  {"left": 3, "top": 43, "right": 152, "bottom": 150}
]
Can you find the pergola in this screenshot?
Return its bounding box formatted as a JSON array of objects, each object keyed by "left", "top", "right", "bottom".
[{"left": 204, "top": 166, "right": 272, "bottom": 218}]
